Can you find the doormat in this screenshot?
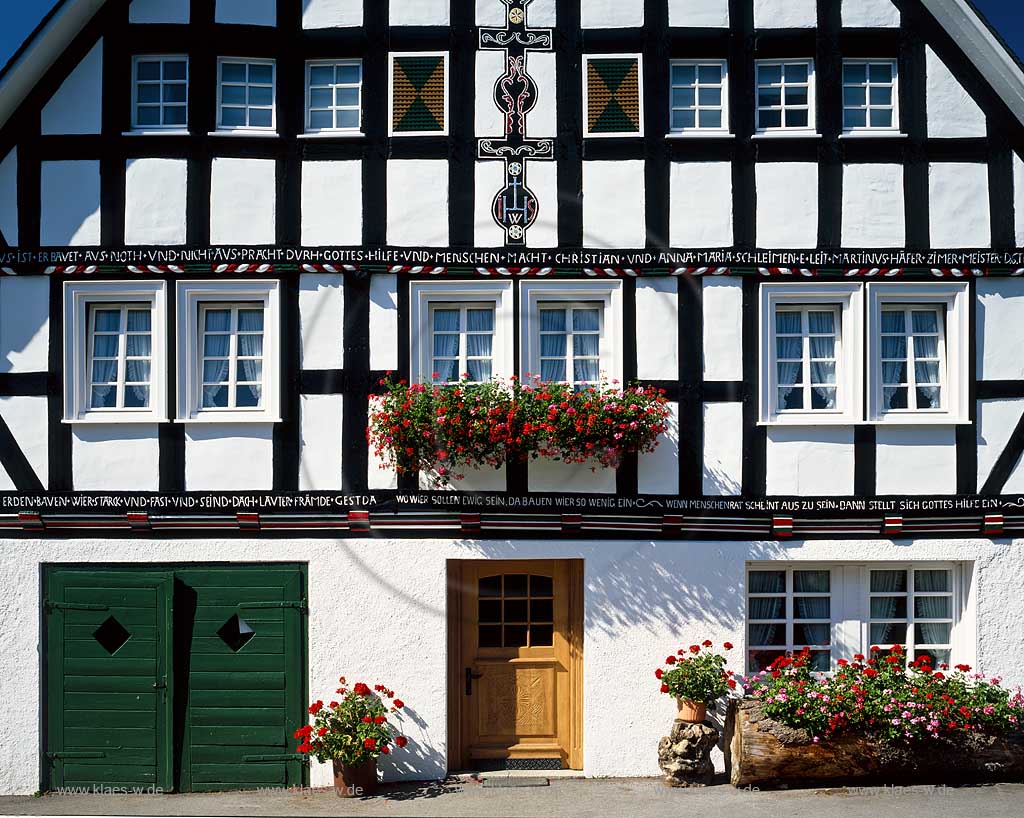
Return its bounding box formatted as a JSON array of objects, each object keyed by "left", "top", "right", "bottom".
[
  {"left": 506, "top": 757, "right": 563, "bottom": 770},
  {"left": 481, "top": 777, "right": 550, "bottom": 788}
]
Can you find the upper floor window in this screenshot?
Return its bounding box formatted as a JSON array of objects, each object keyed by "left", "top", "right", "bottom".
[
  {"left": 306, "top": 60, "right": 362, "bottom": 134},
  {"left": 843, "top": 59, "right": 899, "bottom": 133},
  {"left": 177, "top": 280, "right": 280, "bottom": 422},
  {"left": 217, "top": 58, "right": 276, "bottom": 132},
  {"left": 430, "top": 304, "right": 496, "bottom": 384},
  {"left": 132, "top": 55, "right": 188, "bottom": 131},
  {"left": 669, "top": 60, "right": 728, "bottom": 135},
  {"left": 537, "top": 305, "right": 602, "bottom": 386},
  {"left": 755, "top": 59, "right": 815, "bottom": 134},
  {"left": 583, "top": 54, "right": 644, "bottom": 138},
  {"left": 774, "top": 306, "right": 839, "bottom": 413},
  {"left": 63, "top": 281, "right": 168, "bottom": 424},
  {"left": 878, "top": 307, "right": 944, "bottom": 412}
]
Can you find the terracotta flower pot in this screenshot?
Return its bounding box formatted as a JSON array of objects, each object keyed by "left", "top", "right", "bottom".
[
  {"left": 332, "top": 759, "right": 378, "bottom": 797},
  {"left": 676, "top": 698, "right": 707, "bottom": 724}
]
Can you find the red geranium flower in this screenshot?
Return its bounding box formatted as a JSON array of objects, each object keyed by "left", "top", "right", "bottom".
[
  {"left": 723, "top": 642, "right": 734, "bottom": 650},
  {"left": 727, "top": 679, "right": 737, "bottom": 689},
  {"left": 353, "top": 683, "right": 371, "bottom": 696},
  {"left": 393, "top": 699, "right": 404, "bottom": 709},
  {"left": 374, "top": 715, "right": 387, "bottom": 725},
  {"left": 655, "top": 668, "right": 663, "bottom": 679},
  {"left": 380, "top": 745, "right": 390, "bottom": 755},
  {"left": 395, "top": 736, "right": 408, "bottom": 748},
  {"left": 702, "top": 639, "right": 713, "bottom": 647},
  {"left": 689, "top": 645, "right": 700, "bottom": 654},
  {"left": 363, "top": 738, "right": 377, "bottom": 750},
  {"left": 660, "top": 684, "right": 670, "bottom": 694},
  {"left": 309, "top": 700, "right": 323, "bottom": 714},
  {"left": 362, "top": 716, "right": 373, "bottom": 723},
  {"left": 665, "top": 655, "right": 676, "bottom": 665}
]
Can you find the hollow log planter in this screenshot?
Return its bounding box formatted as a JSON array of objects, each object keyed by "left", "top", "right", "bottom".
[{"left": 730, "top": 701, "right": 1024, "bottom": 789}]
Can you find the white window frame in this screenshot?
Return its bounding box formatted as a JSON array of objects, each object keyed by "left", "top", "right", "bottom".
[
  {"left": 409, "top": 281, "right": 513, "bottom": 385},
  {"left": 759, "top": 283, "right": 864, "bottom": 425},
  {"left": 582, "top": 53, "right": 645, "bottom": 139},
  {"left": 176, "top": 280, "right": 280, "bottom": 423},
  {"left": 63, "top": 281, "right": 168, "bottom": 424},
  {"left": 864, "top": 563, "right": 962, "bottom": 668},
  {"left": 842, "top": 59, "right": 900, "bottom": 135},
  {"left": 520, "top": 280, "right": 623, "bottom": 385},
  {"left": 668, "top": 59, "right": 729, "bottom": 136},
  {"left": 388, "top": 51, "right": 449, "bottom": 138},
  {"left": 746, "top": 562, "right": 971, "bottom": 676},
  {"left": 305, "top": 59, "right": 363, "bottom": 135},
  {"left": 754, "top": 59, "right": 817, "bottom": 136},
  {"left": 747, "top": 565, "right": 836, "bottom": 673},
  {"left": 216, "top": 57, "right": 277, "bottom": 133},
  {"left": 131, "top": 55, "right": 189, "bottom": 133},
  {"left": 866, "top": 282, "right": 969, "bottom": 424}
]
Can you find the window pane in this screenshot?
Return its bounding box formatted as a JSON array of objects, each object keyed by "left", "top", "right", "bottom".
[
  {"left": 125, "top": 360, "right": 151, "bottom": 383},
  {"left": 807, "top": 311, "right": 834, "bottom": 334},
  {"left": 869, "top": 109, "right": 893, "bottom": 128},
  {"left": 309, "top": 65, "right": 334, "bottom": 85},
  {"left": 917, "top": 384, "right": 940, "bottom": 408},
  {"left": 793, "top": 623, "right": 830, "bottom": 646},
  {"left": 758, "top": 89, "right": 782, "bottom": 108},
  {"left": 776, "top": 337, "right": 802, "bottom": 360},
  {"left": 758, "top": 109, "right": 782, "bottom": 129},
  {"left": 777, "top": 363, "right": 803, "bottom": 386},
  {"left": 309, "top": 88, "right": 332, "bottom": 109},
  {"left": 793, "top": 570, "right": 830, "bottom": 593},
  {"left": 238, "top": 309, "right": 263, "bottom": 332},
  {"left": 786, "top": 109, "right": 809, "bottom": 128},
  {"left": 881, "top": 336, "right": 907, "bottom": 359},
  {"left": 531, "top": 575, "right": 553, "bottom": 596},
  {"left": 238, "top": 334, "right": 264, "bottom": 357},
  {"left": 749, "top": 623, "right": 785, "bottom": 646},
  {"left": 775, "top": 312, "right": 801, "bottom": 334},
  {"left": 574, "top": 334, "right": 599, "bottom": 357},
  {"left": 163, "top": 84, "right": 187, "bottom": 103},
  {"left": 811, "top": 387, "right": 837, "bottom": 409},
  {"left": 136, "top": 61, "right": 161, "bottom": 81},
  {"left": 313, "top": 111, "right": 337, "bottom": 132},
  {"left": 749, "top": 597, "right": 784, "bottom": 619},
  {"left": 433, "top": 309, "right": 459, "bottom": 331},
  {"left": 505, "top": 575, "right": 528, "bottom": 596},
  {"left": 249, "top": 109, "right": 273, "bottom": 128},
  {"left": 671, "top": 64, "right": 696, "bottom": 85},
  {"left": 914, "top": 361, "right": 940, "bottom": 384},
  {"left": 749, "top": 650, "right": 785, "bottom": 672},
  {"left": 883, "top": 387, "right": 908, "bottom": 409},
  {"left": 203, "top": 384, "right": 229, "bottom": 408},
  {"left": 574, "top": 359, "right": 599, "bottom": 382},
  {"left": 336, "top": 87, "right": 359, "bottom": 107},
  {"left": 809, "top": 336, "right": 835, "bottom": 359},
  {"left": 202, "top": 361, "right": 229, "bottom": 383},
  {"left": 844, "top": 109, "right": 867, "bottom": 129},
  {"left": 91, "top": 360, "right": 118, "bottom": 384},
  {"left": 541, "top": 360, "right": 566, "bottom": 381},
  {"left": 205, "top": 310, "right": 231, "bottom": 331},
  {"left": 749, "top": 570, "right": 786, "bottom": 593},
  {"left": 337, "top": 64, "right": 361, "bottom": 84},
  {"left": 433, "top": 334, "right": 460, "bottom": 358},
  {"left": 697, "top": 65, "right": 722, "bottom": 84},
  {"left": 137, "top": 84, "right": 161, "bottom": 104},
  {"left": 336, "top": 109, "right": 359, "bottom": 129},
  {"left": 90, "top": 386, "right": 116, "bottom": 408},
  {"left": 870, "top": 621, "right": 907, "bottom": 644},
  {"left": 531, "top": 624, "right": 554, "bottom": 647},
  {"left": 810, "top": 361, "right": 835, "bottom": 385},
  {"left": 221, "top": 107, "right": 246, "bottom": 127},
  {"left": 237, "top": 360, "right": 263, "bottom": 383},
  {"left": 124, "top": 385, "right": 150, "bottom": 408},
  {"left": 237, "top": 383, "right": 262, "bottom": 408},
  {"left": 432, "top": 359, "right": 458, "bottom": 382},
  {"left": 93, "top": 335, "right": 119, "bottom": 357},
  {"left": 758, "top": 64, "right": 782, "bottom": 85},
  {"left": 573, "top": 310, "right": 599, "bottom": 332},
  {"left": 870, "top": 596, "right": 908, "bottom": 618},
  {"left": 221, "top": 63, "right": 246, "bottom": 83},
  {"left": 671, "top": 110, "right": 696, "bottom": 130},
  {"left": 915, "top": 596, "right": 951, "bottom": 619},
  {"left": 204, "top": 335, "right": 230, "bottom": 357},
  {"left": 94, "top": 309, "right": 121, "bottom": 331},
  {"left": 163, "top": 60, "right": 187, "bottom": 81},
  {"left": 914, "top": 335, "right": 938, "bottom": 358},
  {"left": 871, "top": 569, "right": 908, "bottom": 593},
  {"left": 125, "top": 335, "right": 151, "bottom": 357},
  {"left": 504, "top": 599, "right": 528, "bottom": 622},
  {"left": 467, "top": 309, "right": 494, "bottom": 332},
  {"left": 504, "top": 625, "right": 528, "bottom": 647},
  {"left": 869, "top": 62, "right": 893, "bottom": 83},
  {"left": 249, "top": 85, "right": 273, "bottom": 106},
  {"left": 137, "top": 107, "right": 161, "bottom": 126},
  {"left": 912, "top": 311, "right": 939, "bottom": 334},
  {"left": 164, "top": 107, "right": 187, "bottom": 128},
  {"left": 779, "top": 386, "right": 804, "bottom": 410},
  {"left": 248, "top": 63, "right": 273, "bottom": 84},
  {"left": 844, "top": 63, "right": 867, "bottom": 84},
  {"left": 466, "top": 360, "right": 492, "bottom": 382},
  {"left": 540, "top": 335, "right": 566, "bottom": 357},
  {"left": 466, "top": 334, "right": 492, "bottom": 357},
  {"left": 794, "top": 598, "right": 830, "bottom": 620},
  {"left": 843, "top": 87, "right": 866, "bottom": 107},
  {"left": 882, "top": 362, "right": 907, "bottom": 384},
  {"left": 785, "top": 87, "right": 808, "bottom": 106},
  {"left": 915, "top": 569, "right": 950, "bottom": 592},
  {"left": 869, "top": 86, "right": 892, "bottom": 106},
  {"left": 540, "top": 309, "right": 566, "bottom": 332},
  {"left": 698, "top": 109, "right": 722, "bottom": 128},
  {"left": 915, "top": 622, "right": 951, "bottom": 645},
  {"left": 785, "top": 63, "right": 809, "bottom": 83},
  {"left": 881, "top": 311, "right": 905, "bottom": 333},
  {"left": 698, "top": 87, "right": 721, "bottom": 107}
]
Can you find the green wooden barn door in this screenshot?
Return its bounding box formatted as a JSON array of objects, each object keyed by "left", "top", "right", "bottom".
[
  {"left": 44, "top": 570, "right": 174, "bottom": 792},
  {"left": 178, "top": 566, "right": 307, "bottom": 792}
]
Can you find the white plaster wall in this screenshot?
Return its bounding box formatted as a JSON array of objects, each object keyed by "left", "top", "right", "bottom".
[
  {"left": 301, "top": 161, "right": 362, "bottom": 246},
  {"left": 473, "top": 161, "right": 505, "bottom": 248},
  {"left": 977, "top": 278, "right": 1024, "bottom": 381},
  {"left": 124, "top": 158, "right": 188, "bottom": 246},
  {"left": 40, "top": 161, "right": 101, "bottom": 246},
  {"left": 390, "top": 0, "right": 449, "bottom": 26},
  {"left": 977, "top": 399, "right": 1024, "bottom": 493},
  {"left": 636, "top": 278, "right": 678, "bottom": 380},
  {"left": 299, "top": 274, "right": 345, "bottom": 371},
  {"left": 766, "top": 426, "right": 855, "bottom": 496},
  {"left": 670, "top": 162, "right": 733, "bottom": 248},
  {"left": 753, "top": 0, "right": 816, "bottom": 28},
  {"left": 527, "top": 161, "right": 558, "bottom": 248},
  {"left": 876, "top": 426, "right": 957, "bottom": 495},
  {"left": 387, "top": 161, "right": 449, "bottom": 247},
  {"left": 841, "top": 163, "right": 905, "bottom": 248},
  {"left": 929, "top": 162, "right": 991, "bottom": 249},
  {"left": 0, "top": 148, "right": 16, "bottom": 246},
  {"left": 842, "top": 0, "right": 899, "bottom": 27},
  {"left": 130, "top": 0, "right": 190, "bottom": 24},
  {"left": 0, "top": 396, "right": 48, "bottom": 489},
  {"left": 475, "top": 0, "right": 505, "bottom": 27},
  {"left": 582, "top": 161, "right": 645, "bottom": 249},
  {"left": 756, "top": 163, "right": 818, "bottom": 248},
  {"left": 3, "top": 535, "right": 1022, "bottom": 793},
  {"left": 210, "top": 158, "right": 276, "bottom": 245},
  {"left": 71, "top": 426, "right": 159, "bottom": 491},
  {"left": 702, "top": 277, "right": 743, "bottom": 382},
  {"left": 41, "top": 40, "right": 102, "bottom": 136},
  {"left": 184, "top": 426, "right": 274, "bottom": 491},
  {"left": 302, "top": 0, "right": 362, "bottom": 28},
  {"left": 475, "top": 51, "right": 506, "bottom": 137},
  {"left": 581, "top": 0, "right": 643, "bottom": 28},
  {"left": 526, "top": 52, "right": 557, "bottom": 139},
  {"left": 216, "top": 0, "right": 276, "bottom": 26},
  {"left": 638, "top": 402, "right": 679, "bottom": 495},
  {"left": 0, "top": 277, "right": 49, "bottom": 374},
  {"left": 528, "top": 459, "right": 617, "bottom": 493},
  {"left": 529, "top": 0, "right": 556, "bottom": 26},
  {"left": 369, "top": 274, "right": 398, "bottom": 371},
  {"left": 1014, "top": 153, "right": 1024, "bottom": 248},
  {"left": 300, "top": 394, "right": 343, "bottom": 491},
  {"left": 368, "top": 397, "right": 398, "bottom": 490},
  {"left": 669, "top": 0, "right": 728, "bottom": 27},
  {"left": 420, "top": 465, "right": 507, "bottom": 492},
  {"left": 703, "top": 402, "right": 742, "bottom": 496},
  {"left": 926, "top": 46, "right": 987, "bottom": 139}
]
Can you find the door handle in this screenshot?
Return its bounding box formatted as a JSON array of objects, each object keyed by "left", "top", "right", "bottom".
[{"left": 465, "top": 667, "right": 483, "bottom": 696}]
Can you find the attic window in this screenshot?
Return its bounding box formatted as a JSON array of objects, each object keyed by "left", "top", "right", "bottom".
[{"left": 132, "top": 55, "right": 188, "bottom": 131}]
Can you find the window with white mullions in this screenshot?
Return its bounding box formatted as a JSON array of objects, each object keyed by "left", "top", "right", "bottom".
[
  {"left": 842, "top": 60, "right": 898, "bottom": 132},
  {"left": 879, "top": 307, "right": 945, "bottom": 412},
  {"left": 869, "top": 568, "right": 955, "bottom": 667},
  {"left": 538, "top": 304, "right": 601, "bottom": 386},
  {"left": 199, "top": 305, "right": 265, "bottom": 409},
  {"left": 773, "top": 307, "right": 840, "bottom": 413},
  {"left": 87, "top": 305, "right": 153, "bottom": 410},
  {"left": 306, "top": 60, "right": 362, "bottom": 133},
  {"left": 669, "top": 60, "right": 728, "bottom": 133},
  {"left": 218, "top": 59, "right": 276, "bottom": 130},
  {"left": 755, "top": 60, "right": 814, "bottom": 133},
  {"left": 747, "top": 569, "right": 833, "bottom": 673},
  {"left": 132, "top": 55, "right": 188, "bottom": 130},
  {"left": 430, "top": 304, "right": 495, "bottom": 384}
]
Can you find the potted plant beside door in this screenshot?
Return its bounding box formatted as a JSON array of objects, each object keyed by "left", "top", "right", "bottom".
[
  {"left": 295, "top": 677, "right": 409, "bottom": 797},
  {"left": 656, "top": 641, "right": 736, "bottom": 723}
]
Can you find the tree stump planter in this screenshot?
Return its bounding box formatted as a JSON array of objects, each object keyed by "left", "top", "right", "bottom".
[
  {"left": 658, "top": 720, "right": 720, "bottom": 787},
  {"left": 730, "top": 700, "right": 1024, "bottom": 790},
  {"left": 333, "top": 759, "right": 378, "bottom": 797}
]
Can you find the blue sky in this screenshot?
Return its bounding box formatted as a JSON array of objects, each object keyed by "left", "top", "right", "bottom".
[{"left": 0, "top": 0, "right": 1023, "bottom": 71}]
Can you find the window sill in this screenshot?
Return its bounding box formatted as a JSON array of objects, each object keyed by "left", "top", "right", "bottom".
[
  {"left": 297, "top": 132, "right": 366, "bottom": 140},
  {"left": 665, "top": 131, "right": 734, "bottom": 139},
  {"left": 839, "top": 131, "right": 908, "bottom": 139},
  {"left": 123, "top": 130, "right": 191, "bottom": 137},
  {"left": 751, "top": 132, "right": 822, "bottom": 140},
  {"left": 174, "top": 416, "right": 282, "bottom": 424},
  {"left": 208, "top": 130, "right": 280, "bottom": 138},
  {"left": 63, "top": 416, "right": 170, "bottom": 425},
  {"left": 758, "top": 418, "right": 971, "bottom": 427}
]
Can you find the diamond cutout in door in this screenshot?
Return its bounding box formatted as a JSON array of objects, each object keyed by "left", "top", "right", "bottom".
[
  {"left": 93, "top": 616, "right": 132, "bottom": 655},
  {"left": 217, "top": 614, "right": 256, "bottom": 652}
]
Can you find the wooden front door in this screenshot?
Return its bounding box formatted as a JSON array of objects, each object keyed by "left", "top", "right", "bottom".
[{"left": 450, "top": 560, "right": 582, "bottom": 770}]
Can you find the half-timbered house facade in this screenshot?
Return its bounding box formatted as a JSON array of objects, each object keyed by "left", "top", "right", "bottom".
[{"left": 1, "top": 0, "right": 1024, "bottom": 793}]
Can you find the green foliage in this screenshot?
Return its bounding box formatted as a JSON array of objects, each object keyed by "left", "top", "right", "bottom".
[{"left": 655, "top": 642, "right": 735, "bottom": 705}]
